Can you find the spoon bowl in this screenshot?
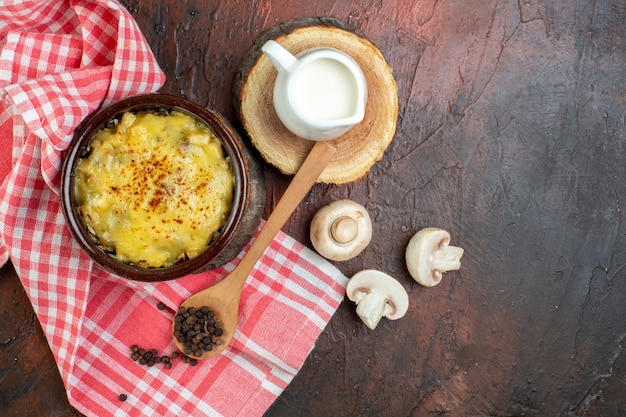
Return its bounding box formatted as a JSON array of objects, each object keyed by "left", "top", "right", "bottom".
[
  {"left": 175, "top": 290, "right": 237, "bottom": 358},
  {"left": 173, "top": 140, "right": 337, "bottom": 359}
]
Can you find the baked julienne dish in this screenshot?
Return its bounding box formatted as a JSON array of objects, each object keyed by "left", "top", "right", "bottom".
[{"left": 74, "top": 108, "right": 235, "bottom": 268}]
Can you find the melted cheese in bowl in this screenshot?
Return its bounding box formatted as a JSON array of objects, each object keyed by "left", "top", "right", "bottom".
[{"left": 74, "top": 110, "right": 234, "bottom": 268}]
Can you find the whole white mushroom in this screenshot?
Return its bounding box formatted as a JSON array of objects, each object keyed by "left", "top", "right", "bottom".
[
  {"left": 346, "top": 269, "right": 409, "bottom": 330},
  {"left": 405, "top": 227, "right": 464, "bottom": 287},
  {"left": 310, "top": 199, "right": 372, "bottom": 261}
]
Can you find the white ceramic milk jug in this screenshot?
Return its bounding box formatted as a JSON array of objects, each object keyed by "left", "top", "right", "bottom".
[{"left": 261, "top": 40, "right": 367, "bottom": 141}]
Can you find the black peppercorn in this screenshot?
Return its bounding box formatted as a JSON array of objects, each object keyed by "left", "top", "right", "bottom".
[
  {"left": 129, "top": 344, "right": 188, "bottom": 369},
  {"left": 173, "top": 305, "right": 224, "bottom": 358},
  {"left": 119, "top": 393, "right": 128, "bottom": 402}
]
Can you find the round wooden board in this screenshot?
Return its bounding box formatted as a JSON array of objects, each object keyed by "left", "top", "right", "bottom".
[{"left": 236, "top": 19, "right": 398, "bottom": 184}]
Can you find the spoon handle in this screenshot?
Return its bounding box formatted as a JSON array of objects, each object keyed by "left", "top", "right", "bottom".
[{"left": 228, "top": 140, "right": 337, "bottom": 290}]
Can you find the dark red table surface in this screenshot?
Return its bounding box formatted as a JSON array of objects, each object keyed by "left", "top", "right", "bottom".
[{"left": 2, "top": 1, "right": 626, "bottom": 416}]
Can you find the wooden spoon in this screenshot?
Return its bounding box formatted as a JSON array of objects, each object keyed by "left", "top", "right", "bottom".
[{"left": 173, "top": 140, "right": 337, "bottom": 359}]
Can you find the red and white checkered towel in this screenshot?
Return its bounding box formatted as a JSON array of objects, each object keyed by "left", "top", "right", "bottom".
[{"left": 0, "top": 1, "right": 348, "bottom": 416}]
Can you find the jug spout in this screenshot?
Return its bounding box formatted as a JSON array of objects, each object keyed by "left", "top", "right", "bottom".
[{"left": 262, "top": 40, "right": 297, "bottom": 73}]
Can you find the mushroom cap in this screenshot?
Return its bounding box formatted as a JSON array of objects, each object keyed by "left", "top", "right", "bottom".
[
  {"left": 310, "top": 199, "right": 372, "bottom": 261},
  {"left": 346, "top": 269, "right": 409, "bottom": 320},
  {"left": 405, "top": 227, "right": 463, "bottom": 287}
]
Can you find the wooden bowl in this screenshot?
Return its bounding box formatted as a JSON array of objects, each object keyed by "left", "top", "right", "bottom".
[{"left": 61, "top": 94, "right": 249, "bottom": 281}]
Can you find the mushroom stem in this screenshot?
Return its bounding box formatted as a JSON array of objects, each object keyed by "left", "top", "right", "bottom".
[
  {"left": 431, "top": 245, "right": 464, "bottom": 273},
  {"left": 330, "top": 216, "right": 358, "bottom": 244},
  {"left": 354, "top": 290, "right": 388, "bottom": 330}
]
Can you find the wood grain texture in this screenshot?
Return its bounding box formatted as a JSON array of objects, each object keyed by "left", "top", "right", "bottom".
[
  {"left": 2, "top": 0, "right": 626, "bottom": 416},
  {"left": 236, "top": 19, "right": 398, "bottom": 184}
]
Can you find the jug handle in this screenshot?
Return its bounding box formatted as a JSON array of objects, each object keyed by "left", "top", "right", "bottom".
[{"left": 262, "top": 40, "right": 297, "bottom": 73}]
